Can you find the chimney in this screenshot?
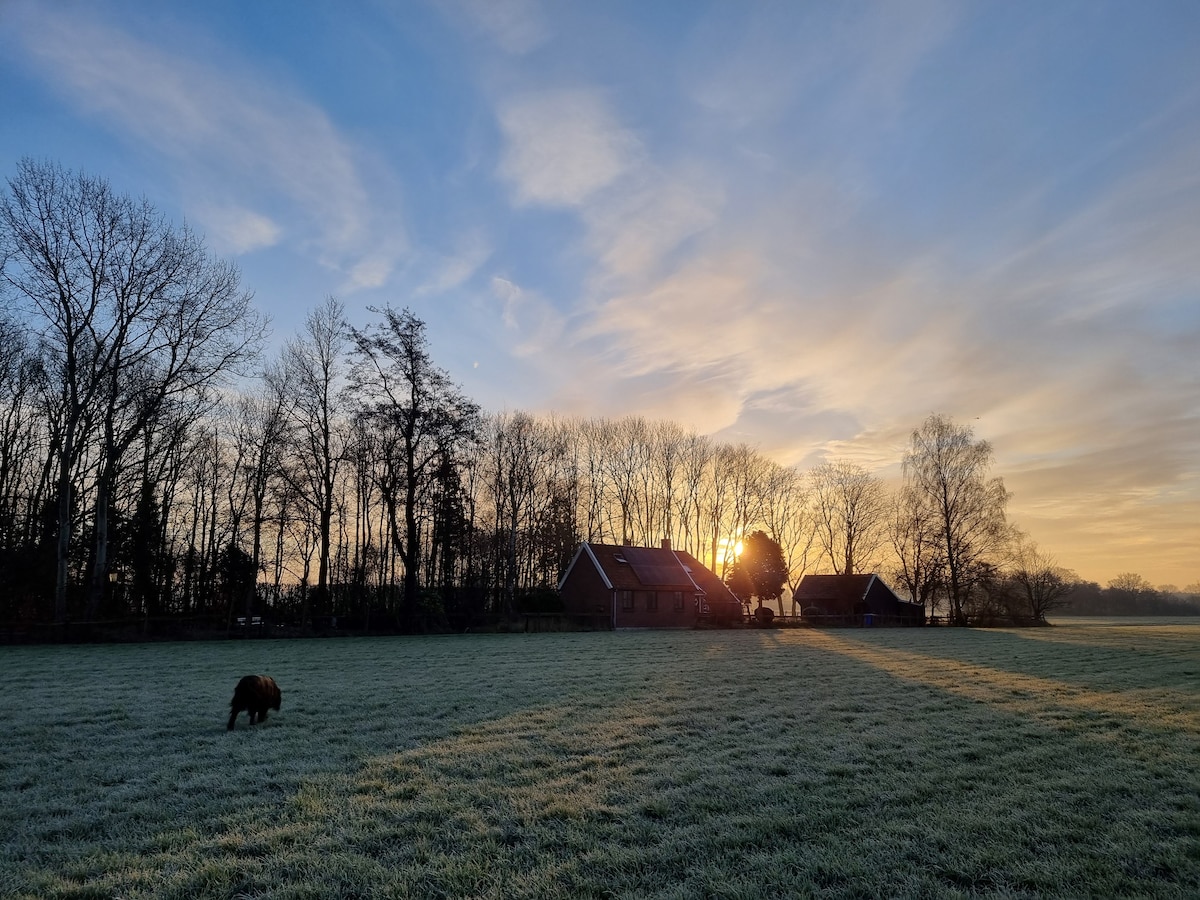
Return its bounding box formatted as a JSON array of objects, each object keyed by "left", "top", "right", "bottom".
[{"left": 661, "top": 537, "right": 672, "bottom": 551}]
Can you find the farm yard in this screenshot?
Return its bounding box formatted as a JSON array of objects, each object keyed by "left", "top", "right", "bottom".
[{"left": 2, "top": 622, "right": 1198, "bottom": 898}]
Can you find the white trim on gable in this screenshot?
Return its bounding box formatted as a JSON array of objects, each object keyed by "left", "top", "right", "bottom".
[
  {"left": 557, "top": 543, "right": 586, "bottom": 591},
  {"left": 863, "top": 573, "right": 877, "bottom": 600},
  {"left": 584, "top": 543, "right": 613, "bottom": 590},
  {"left": 671, "top": 550, "right": 707, "bottom": 596},
  {"left": 557, "top": 541, "right": 613, "bottom": 592}
]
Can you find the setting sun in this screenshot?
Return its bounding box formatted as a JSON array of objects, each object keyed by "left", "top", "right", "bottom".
[{"left": 715, "top": 536, "right": 745, "bottom": 567}]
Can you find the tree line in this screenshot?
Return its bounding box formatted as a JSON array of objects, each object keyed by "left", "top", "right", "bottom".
[{"left": 2, "top": 160, "right": 1192, "bottom": 637}]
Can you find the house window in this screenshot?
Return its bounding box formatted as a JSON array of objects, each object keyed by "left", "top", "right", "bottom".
[
  {"left": 646, "top": 592, "right": 658, "bottom": 611},
  {"left": 673, "top": 591, "right": 684, "bottom": 610},
  {"left": 620, "top": 590, "right": 634, "bottom": 610}
]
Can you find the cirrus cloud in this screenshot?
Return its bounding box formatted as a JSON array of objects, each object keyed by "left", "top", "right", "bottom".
[
  {"left": 497, "top": 89, "right": 641, "bottom": 208},
  {"left": 9, "top": 2, "right": 408, "bottom": 290}
]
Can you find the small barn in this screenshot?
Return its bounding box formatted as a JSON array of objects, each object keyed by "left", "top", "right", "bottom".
[
  {"left": 558, "top": 540, "right": 743, "bottom": 629},
  {"left": 793, "top": 574, "right": 925, "bottom": 626}
]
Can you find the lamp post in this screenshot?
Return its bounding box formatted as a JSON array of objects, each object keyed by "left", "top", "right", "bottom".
[{"left": 108, "top": 568, "right": 127, "bottom": 620}]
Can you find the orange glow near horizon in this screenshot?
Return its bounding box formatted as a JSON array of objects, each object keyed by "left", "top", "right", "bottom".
[{"left": 715, "top": 536, "right": 744, "bottom": 570}]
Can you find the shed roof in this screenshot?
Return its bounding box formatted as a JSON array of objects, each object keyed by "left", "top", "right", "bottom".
[{"left": 793, "top": 574, "right": 881, "bottom": 606}]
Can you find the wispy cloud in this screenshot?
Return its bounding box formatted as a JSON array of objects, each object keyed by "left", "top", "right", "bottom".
[
  {"left": 438, "top": 0, "right": 549, "bottom": 55},
  {"left": 497, "top": 89, "right": 641, "bottom": 208},
  {"left": 488, "top": 275, "right": 564, "bottom": 357},
  {"left": 10, "top": 4, "right": 408, "bottom": 290},
  {"left": 490, "top": 276, "right": 523, "bottom": 329},
  {"left": 683, "top": 1, "right": 959, "bottom": 130},
  {"left": 417, "top": 230, "right": 493, "bottom": 296},
  {"left": 584, "top": 162, "right": 724, "bottom": 285},
  {"left": 190, "top": 203, "right": 282, "bottom": 255}
]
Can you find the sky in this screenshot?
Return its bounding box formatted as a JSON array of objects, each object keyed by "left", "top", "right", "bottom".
[{"left": 2, "top": 0, "right": 1197, "bottom": 589}]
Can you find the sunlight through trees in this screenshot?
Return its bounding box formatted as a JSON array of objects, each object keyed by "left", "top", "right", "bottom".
[{"left": 2, "top": 163, "right": 1193, "bottom": 634}]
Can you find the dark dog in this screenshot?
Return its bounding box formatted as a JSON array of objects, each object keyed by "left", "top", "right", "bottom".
[{"left": 227, "top": 675, "right": 282, "bottom": 730}]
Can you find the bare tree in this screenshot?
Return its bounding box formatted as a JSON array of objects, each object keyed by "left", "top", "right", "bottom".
[
  {"left": 902, "top": 414, "right": 1010, "bottom": 625},
  {"left": 606, "top": 416, "right": 649, "bottom": 545},
  {"left": 0, "top": 319, "right": 44, "bottom": 550},
  {"left": 810, "top": 459, "right": 888, "bottom": 575},
  {"left": 0, "top": 159, "right": 261, "bottom": 625},
  {"left": 758, "top": 461, "right": 817, "bottom": 613},
  {"left": 2, "top": 160, "right": 116, "bottom": 624},
  {"left": 349, "top": 306, "right": 480, "bottom": 630},
  {"left": 487, "top": 411, "right": 559, "bottom": 614},
  {"left": 282, "top": 297, "right": 349, "bottom": 628},
  {"left": 652, "top": 420, "right": 686, "bottom": 546},
  {"left": 344, "top": 412, "right": 386, "bottom": 609},
  {"left": 179, "top": 423, "right": 232, "bottom": 616},
  {"left": 126, "top": 398, "right": 201, "bottom": 621},
  {"left": 1008, "top": 538, "right": 1077, "bottom": 622},
  {"left": 229, "top": 360, "right": 290, "bottom": 620},
  {"left": 705, "top": 443, "right": 738, "bottom": 575},
  {"left": 724, "top": 443, "right": 769, "bottom": 569},
  {"left": 676, "top": 432, "right": 713, "bottom": 560},
  {"left": 575, "top": 418, "right": 612, "bottom": 543},
  {"left": 889, "top": 483, "right": 945, "bottom": 619}
]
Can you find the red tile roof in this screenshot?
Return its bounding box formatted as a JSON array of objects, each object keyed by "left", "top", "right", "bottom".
[{"left": 563, "top": 542, "right": 740, "bottom": 606}]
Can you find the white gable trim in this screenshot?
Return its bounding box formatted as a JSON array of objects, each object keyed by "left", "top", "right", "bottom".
[
  {"left": 557, "top": 541, "right": 613, "bottom": 591},
  {"left": 584, "top": 543, "right": 613, "bottom": 589},
  {"left": 671, "top": 550, "right": 707, "bottom": 596},
  {"left": 863, "top": 573, "right": 877, "bottom": 601}
]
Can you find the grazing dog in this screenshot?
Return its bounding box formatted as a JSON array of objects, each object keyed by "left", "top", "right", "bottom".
[{"left": 227, "top": 675, "right": 282, "bottom": 730}]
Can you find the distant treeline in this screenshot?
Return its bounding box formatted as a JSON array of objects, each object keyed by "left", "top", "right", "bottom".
[{"left": 1058, "top": 578, "right": 1200, "bottom": 617}]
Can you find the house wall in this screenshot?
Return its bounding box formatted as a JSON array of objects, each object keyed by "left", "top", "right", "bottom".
[
  {"left": 614, "top": 589, "right": 699, "bottom": 628},
  {"left": 864, "top": 582, "right": 891, "bottom": 617},
  {"left": 864, "top": 581, "right": 925, "bottom": 625},
  {"left": 559, "top": 556, "right": 613, "bottom": 626}
]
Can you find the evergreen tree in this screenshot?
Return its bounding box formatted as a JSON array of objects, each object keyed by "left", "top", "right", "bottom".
[{"left": 727, "top": 530, "right": 789, "bottom": 613}]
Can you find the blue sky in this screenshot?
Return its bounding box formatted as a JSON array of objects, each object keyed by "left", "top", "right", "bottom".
[{"left": 2, "top": 0, "right": 1198, "bottom": 587}]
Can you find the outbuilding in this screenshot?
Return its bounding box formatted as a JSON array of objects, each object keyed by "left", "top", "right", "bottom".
[{"left": 793, "top": 573, "right": 925, "bottom": 626}]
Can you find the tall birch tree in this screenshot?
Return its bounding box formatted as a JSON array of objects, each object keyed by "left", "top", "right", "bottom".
[{"left": 902, "top": 414, "right": 1010, "bottom": 625}]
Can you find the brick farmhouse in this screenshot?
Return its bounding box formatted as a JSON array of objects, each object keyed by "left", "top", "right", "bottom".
[{"left": 558, "top": 540, "right": 743, "bottom": 629}]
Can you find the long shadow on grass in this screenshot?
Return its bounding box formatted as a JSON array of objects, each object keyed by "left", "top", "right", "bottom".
[
  {"left": 801, "top": 628, "right": 1200, "bottom": 745},
  {"left": 4, "top": 631, "right": 1199, "bottom": 898},
  {"left": 790, "top": 623, "right": 1200, "bottom": 693}
]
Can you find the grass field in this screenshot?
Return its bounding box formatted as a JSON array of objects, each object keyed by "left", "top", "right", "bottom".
[{"left": 2, "top": 621, "right": 1198, "bottom": 899}]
